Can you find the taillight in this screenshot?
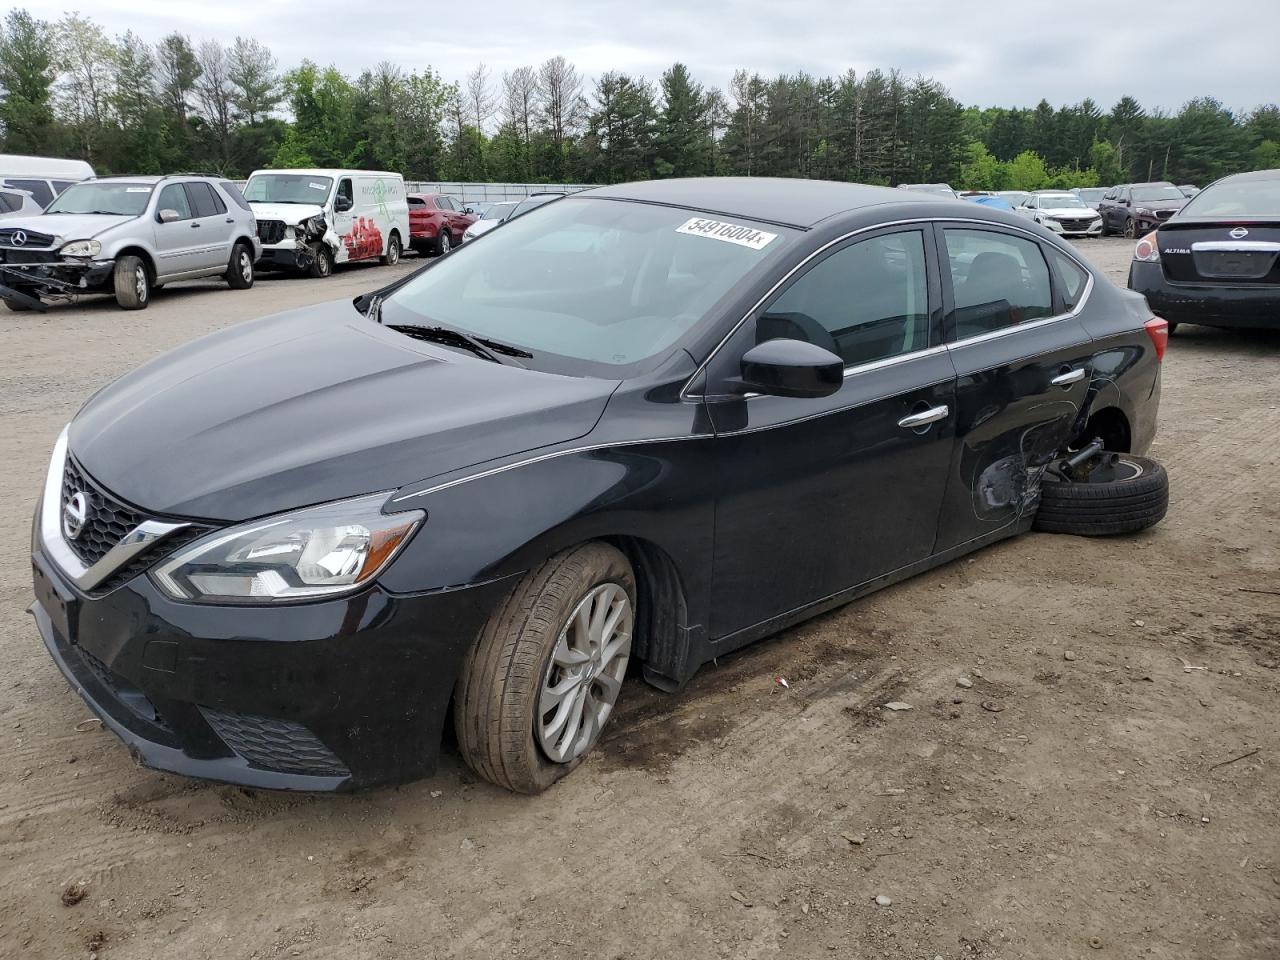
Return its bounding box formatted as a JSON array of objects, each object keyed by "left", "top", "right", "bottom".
[
  {"left": 1144, "top": 317, "right": 1168, "bottom": 362},
  {"left": 1133, "top": 230, "right": 1160, "bottom": 262}
]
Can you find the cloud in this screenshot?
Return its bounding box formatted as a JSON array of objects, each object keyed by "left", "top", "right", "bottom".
[{"left": 22, "top": 0, "right": 1280, "bottom": 113}]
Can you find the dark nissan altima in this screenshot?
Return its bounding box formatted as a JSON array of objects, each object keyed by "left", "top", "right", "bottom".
[
  {"left": 1128, "top": 168, "right": 1280, "bottom": 333},
  {"left": 31, "top": 178, "right": 1169, "bottom": 794}
]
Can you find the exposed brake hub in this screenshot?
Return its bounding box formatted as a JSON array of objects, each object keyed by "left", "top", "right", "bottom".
[{"left": 1058, "top": 437, "right": 1121, "bottom": 482}]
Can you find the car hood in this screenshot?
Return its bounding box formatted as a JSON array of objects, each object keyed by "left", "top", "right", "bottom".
[
  {"left": 5, "top": 213, "right": 136, "bottom": 244},
  {"left": 1041, "top": 206, "right": 1098, "bottom": 217},
  {"left": 1135, "top": 200, "right": 1186, "bottom": 211},
  {"left": 68, "top": 300, "right": 619, "bottom": 522},
  {"left": 249, "top": 201, "right": 326, "bottom": 223}
]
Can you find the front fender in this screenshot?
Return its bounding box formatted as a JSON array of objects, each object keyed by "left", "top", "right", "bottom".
[{"left": 377, "top": 440, "right": 717, "bottom": 619}]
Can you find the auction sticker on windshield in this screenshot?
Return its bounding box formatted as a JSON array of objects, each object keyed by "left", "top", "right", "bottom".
[{"left": 676, "top": 217, "right": 777, "bottom": 250}]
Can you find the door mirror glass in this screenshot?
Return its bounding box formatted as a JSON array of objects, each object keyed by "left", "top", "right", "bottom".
[
  {"left": 739, "top": 338, "right": 844, "bottom": 399},
  {"left": 157, "top": 208, "right": 181, "bottom": 223},
  {"left": 334, "top": 195, "right": 353, "bottom": 212}
]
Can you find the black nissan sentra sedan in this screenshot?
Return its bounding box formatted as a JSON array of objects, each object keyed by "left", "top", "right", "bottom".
[
  {"left": 1128, "top": 168, "right": 1280, "bottom": 333},
  {"left": 31, "top": 178, "right": 1169, "bottom": 794}
]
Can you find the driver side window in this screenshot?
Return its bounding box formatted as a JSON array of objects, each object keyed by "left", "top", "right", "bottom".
[
  {"left": 337, "top": 179, "right": 353, "bottom": 205},
  {"left": 157, "top": 183, "right": 192, "bottom": 221},
  {"left": 757, "top": 230, "right": 931, "bottom": 368}
]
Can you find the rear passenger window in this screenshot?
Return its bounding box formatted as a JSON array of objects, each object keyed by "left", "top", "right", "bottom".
[
  {"left": 759, "top": 230, "right": 931, "bottom": 367},
  {"left": 1046, "top": 247, "right": 1090, "bottom": 311},
  {"left": 186, "top": 182, "right": 226, "bottom": 218},
  {"left": 0, "top": 192, "right": 18, "bottom": 213},
  {"left": 944, "top": 228, "right": 1052, "bottom": 339},
  {"left": 157, "top": 183, "right": 192, "bottom": 220},
  {"left": 408, "top": 197, "right": 427, "bottom": 207},
  {"left": 218, "top": 180, "right": 252, "bottom": 211}
]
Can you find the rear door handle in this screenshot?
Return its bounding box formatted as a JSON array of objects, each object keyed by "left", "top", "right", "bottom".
[
  {"left": 898, "top": 405, "right": 950, "bottom": 429},
  {"left": 1051, "top": 367, "right": 1086, "bottom": 386}
]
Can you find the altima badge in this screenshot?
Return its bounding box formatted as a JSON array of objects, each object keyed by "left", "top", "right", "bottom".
[
  {"left": 63, "top": 491, "right": 88, "bottom": 541},
  {"left": 1229, "top": 227, "right": 1249, "bottom": 239}
]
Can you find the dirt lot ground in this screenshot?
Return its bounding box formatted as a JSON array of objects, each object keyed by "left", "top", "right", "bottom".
[{"left": 1, "top": 240, "right": 1276, "bottom": 960}]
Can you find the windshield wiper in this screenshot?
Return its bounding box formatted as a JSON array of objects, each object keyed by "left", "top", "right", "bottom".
[{"left": 386, "top": 322, "right": 531, "bottom": 366}]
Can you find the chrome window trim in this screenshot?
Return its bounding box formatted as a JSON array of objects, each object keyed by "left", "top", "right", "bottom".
[
  {"left": 680, "top": 215, "right": 1096, "bottom": 400},
  {"left": 40, "top": 426, "right": 189, "bottom": 592},
  {"left": 1189, "top": 240, "right": 1280, "bottom": 253}
]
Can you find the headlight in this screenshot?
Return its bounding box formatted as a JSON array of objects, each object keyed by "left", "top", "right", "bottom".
[
  {"left": 300, "top": 214, "right": 327, "bottom": 237},
  {"left": 59, "top": 240, "right": 102, "bottom": 257},
  {"left": 1135, "top": 207, "right": 1152, "bottom": 216},
  {"left": 152, "top": 493, "right": 423, "bottom": 603}
]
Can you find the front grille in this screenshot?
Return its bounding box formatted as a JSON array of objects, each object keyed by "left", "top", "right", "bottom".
[
  {"left": 1156, "top": 210, "right": 1175, "bottom": 220},
  {"left": 1057, "top": 218, "right": 1095, "bottom": 231},
  {"left": 62, "top": 457, "right": 143, "bottom": 568},
  {"left": 200, "top": 707, "right": 350, "bottom": 777},
  {"left": 59, "top": 455, "right": 211, "bottom": 594},
  {"left": 0, "top": 227, "right": 55, "bottom": 248},
  {"left": 0, "top": 249, "right": 59, "bottom": 264},
  {"left": 255, "top": 219, "right": 286, "bottom": 244}
]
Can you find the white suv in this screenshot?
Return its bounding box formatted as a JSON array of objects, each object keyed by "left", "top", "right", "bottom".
[{"left": 0, "top": 174, "right": 261, "bottom": 311}]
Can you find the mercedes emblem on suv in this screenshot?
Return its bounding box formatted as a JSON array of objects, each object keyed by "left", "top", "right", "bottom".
[
  {"left": 62, "top": 491, "right": 88, "bottom": 541},
  {"left": 10, "top": 230, "right": 27, "bottom": 246}
]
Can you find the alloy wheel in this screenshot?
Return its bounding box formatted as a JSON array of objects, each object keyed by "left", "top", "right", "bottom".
[
  {"left": 536, "top": 582, "right": 632, "bottom": 764},
  {"left": 239, "top": 251, "right": 253, "bottom": 283},
  {"left": 135, "top": 266, "right": 147, "bottom": 302},
  {"left": 440, "top": 232, "right": 451, "bottom": 255}
]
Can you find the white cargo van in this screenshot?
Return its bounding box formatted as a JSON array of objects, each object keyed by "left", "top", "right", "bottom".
[
  {"left": 243, "top": 168, "right": 410, "bottom": 277},
  {"left": 0, "top": 154, "right": 95, "bottom": 208}
]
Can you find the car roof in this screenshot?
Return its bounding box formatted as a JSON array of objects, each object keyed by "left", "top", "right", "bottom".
[{"left": 581, "top": 176, "right": 930, "bottom": 229}]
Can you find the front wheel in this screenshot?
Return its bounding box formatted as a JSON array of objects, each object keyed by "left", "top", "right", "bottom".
[
  {"left": 454, "top": 543, "right": 636, "bottom": 794},
  {"left": 226, "top": 242, "right": 255, "bottom": 289},
  {"left": 1034, "top": 454, "right": 1168, "bottom": 536},
  {"left": 113, "top": 255, "right": 150, "bottom": 310},
  {"left": 307, "top": 243, "right": 333, "bottom": 278},
  {"left": 381, "top": 232, "right": 401, "bottom": 266},
  {"left": 1123, "top": 218, "right": 1138, "bottom": 240}
]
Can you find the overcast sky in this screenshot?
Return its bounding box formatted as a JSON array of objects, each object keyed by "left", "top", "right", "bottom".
[{"left": 22, "top": 0, "right": 1280, "bottom": 114}]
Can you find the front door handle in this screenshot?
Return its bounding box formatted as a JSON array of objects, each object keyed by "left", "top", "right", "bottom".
[
  {"left": 898, "top": 404, "right": 950, "bottom": 429},
  {"left": 1051, "top": 367, "right": 1086, "bottom": 386},
  {"left": 190, "top": 222, "right": 201, "bottom": 229}
]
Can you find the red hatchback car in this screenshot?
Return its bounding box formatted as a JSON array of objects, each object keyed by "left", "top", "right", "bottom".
[{"left": 407, "top": 194, "right": 477, "bottom": 256}]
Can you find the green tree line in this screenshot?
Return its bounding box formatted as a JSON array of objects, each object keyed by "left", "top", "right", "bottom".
[{"left": 2, "top": 9, "right": 1277, "bottom": 188}]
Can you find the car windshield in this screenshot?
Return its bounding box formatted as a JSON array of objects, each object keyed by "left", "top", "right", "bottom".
[
  {"left": 244, "top": 174, "right": 333, "bottom": 204},
  {"left": 1076, "top": 189, "right": 1106, "bottom": 201},
  {"left": 510, "top": 195, "right": 561, "bottom": 219},
  {"left": 383, "top": 197, "right": 793, "bottom": 376},
  {"left": 1179, "top": 178, "right": 1280, "bottom": 218},
  {"left": 482, "top": 203, "right": 516, "bottom": 221},
  {"left": 905, "top": 185, "right": 955, "bottom": 197},
  {"left": 44, "top": 182, "right": 153, "bottom": 216},
  {"left": 1132, "top": 185, "right": 1185, "bottom": 203},
  {"left": 1039, "top": 195, "right": 1087, "bottom": 209}
]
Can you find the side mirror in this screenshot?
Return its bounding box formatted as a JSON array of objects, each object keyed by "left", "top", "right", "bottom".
[
  {"left": 157, "top": 208, "right": 181, "bottom": 223},
  {"left": 737, "top": 338, "right": 844, "bottom": 399},
  {"left": 334, "top": 195, "right": 353, "bottom": 212},
  {"left": 463, "top": 206, "right": 476, "bottom": 214}
]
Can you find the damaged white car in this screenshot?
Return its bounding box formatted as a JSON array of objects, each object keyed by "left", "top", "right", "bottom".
[{"left": 244, "top": 169, "right": 410, "bottom": 278}]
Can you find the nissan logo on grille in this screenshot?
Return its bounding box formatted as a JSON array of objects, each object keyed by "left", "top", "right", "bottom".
[
  {"left": 9, "top": 229, "right": 27, "bottom": 246},
  {"left": 63, "top": 491, "right": 89, "bottom": 541},
  {"left": 1229, "top": 227, "right": 1249, "bottom": 240}
]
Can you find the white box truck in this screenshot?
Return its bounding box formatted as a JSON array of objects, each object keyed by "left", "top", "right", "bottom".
[{"left": 243, "top": 168, "right": 410, "bottom": 277}]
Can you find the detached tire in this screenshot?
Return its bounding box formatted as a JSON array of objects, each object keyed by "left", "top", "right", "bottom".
[
  {"left": 1034, "top": 454, "right": 1168, "bottom": 536},
  {"left": 113, "top": 255, "right": 150, "bottom": 310},
  {"left": 454, "top": 543, "right": 636, "bottom": 794}
]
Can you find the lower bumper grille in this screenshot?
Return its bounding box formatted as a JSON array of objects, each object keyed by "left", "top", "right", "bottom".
[
  {"left": 200, "top": 706, "right": 350, "bottom": 777},
  {"left": 76, "top": 647, "right": 169, "bottom": 729}
]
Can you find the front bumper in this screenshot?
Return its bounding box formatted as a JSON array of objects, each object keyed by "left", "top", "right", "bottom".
[
  {"left": 1043, "top": 218, "right": 1103, "bottom": 238},
  {"left": 1129, "top": 260, "right": 1280, "bottom": 329},
  {"left": 0, "top": 258, "right": 114, "bottom": 301},
  {"left": 30, "top": 545, "right": 512, "bottom": 791}
]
